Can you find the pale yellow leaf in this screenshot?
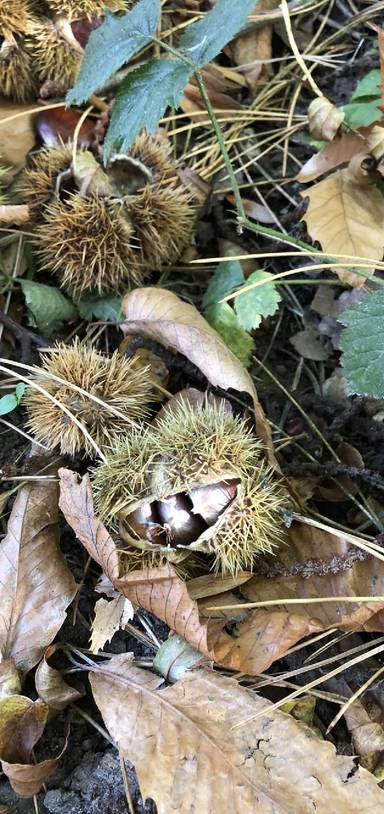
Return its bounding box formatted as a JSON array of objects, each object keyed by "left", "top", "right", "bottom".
[
  {"left": 121, "top": 287, "right": 275, "bottom": 460},
  {"left": 301, "top": 169, "right": 384, "bottom": 287},
  {"left": 90, "top": 596, "right": 134, "bottom": 653},
  {"left": 91, "top": 657, "right": 384, "bottom": 814}
]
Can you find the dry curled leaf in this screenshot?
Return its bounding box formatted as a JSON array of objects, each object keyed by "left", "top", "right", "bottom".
[
  {"left": 297, "top": 128, "right": 374, "bottom": 183},
  {"left": 227, "top": 0, "right": 279, "bottom": 92},
  {"left": 121, "top": 287, "right": 275, "bottom": 459},
  {"left": 0, "top": 695, "right": 65, "bottom": 797},
  {"left": 308, "top": 96, "right": 345, "bottom": 141},
  {"left": 58, "top": 468, "right": 120, "bottom": 582},
  {"left": 90, "top": 656, "right": 384, "bottom": 813},
  {"left": 90, "top": 595, "right": 134, "bottom": 654},
  {"left": 35, "top": 644, "right": 83, "bottom": 711},
  {"left": 0, "top": 476, "right": 76, "bottom": 673},
  {"left": 59, "top": 469, "right": 316, "bottom": 674},
  {"left": 301, "top": 169, "right": 384, "bottom": 286}
]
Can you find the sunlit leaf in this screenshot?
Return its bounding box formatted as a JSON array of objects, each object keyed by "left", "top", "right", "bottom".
[{"left": 204, "top": 302, "right": 254, "bottom": 366}]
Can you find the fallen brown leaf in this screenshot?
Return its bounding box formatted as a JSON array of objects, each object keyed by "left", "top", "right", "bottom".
[
  {"left": 0, "top": 476, "right": 76, "bottom": 673},
  {"left": 0, "top": 205, "right": 30, "bottom": 224},
  {"left": 227, "top": 0, "right": 279, "bottom": 92},
  {"left": 242, "top": 521, "right": 384, "bottom": 632},
  {"left": 121, "top": 287, "right": 275, "bottom": 459},
  {"left": 0, "top": 100, "right": 36, "bottom": 168},
  {"left": 297, "top": 128, "right": 375, "bottom": 183},
  {"left": 58, "top": 468, "right": 120, "bottom": 582},
  {"left": 90, "top": 595, "right": 134, "bottom": 653},
  {"left": 35, "top": 644, "right": 83, "bottom": 711},
  {"left": 90, "top": 656, "right": 384, "bottom": 813},
  {"left": 301, "top": 169, "right": 384, "bottom": 286},
  {"left": 59, "top": 469, "right": 319, "bottom": 674},
  {"left": 0, "top": 694, "right": 65, "bottom": 797}
]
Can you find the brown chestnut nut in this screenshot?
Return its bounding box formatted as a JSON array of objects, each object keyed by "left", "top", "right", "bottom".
[
  {"left": 188, "top": 479, "right": 238, "bottom": 526},
  {"left": 157, "top": 492, "right": 207, "bottom": 546},
  {"left": 125, "top": 502, "right": 165, "bottom": 545}
]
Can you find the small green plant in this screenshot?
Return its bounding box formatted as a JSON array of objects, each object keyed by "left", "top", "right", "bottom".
[
  {"left": 202, "top": 257, "right": 280, "bottom": 366},
  {"left": 0, "top": 383, "right": 25, "bottom": 416},
  {"left": 342, "top": 69, "right": 382, "bottom": 129}
]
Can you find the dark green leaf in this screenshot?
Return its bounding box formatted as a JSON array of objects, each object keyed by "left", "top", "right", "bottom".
[
  {"left": 342, "top": 99, "right": 383, "bottom": 129},
  {"left": 180, "top": 0, "right": 257, "bottom": 67},
  {"left": 202, "top": 259, "right": 244, "bottom": 308},
  {"left": 78, "top": 293, "right": 122, "bottom": 322},
  {"left": 234, "top": 270, "right": 281, "bottom": 331},
  {"left": 204, "top": 302, "right": 254, "bottom": 367},
  {"left": 0, "top": 394, "right": 18, "bottom": 416},
  {"left": 104, "top": 57, "right": 192, "bottom": 159},
  {"left": 21, "top": 280, "right": 77, "bottom": 337},
  {"left": 350, "top": 69, "right": 380, "bottom": 101},
  {"left": 67, "top": 0, "right": 161, "bottom": 105},
  {"left": 340, "top": 290, "right": 384, "bottom": 397}
]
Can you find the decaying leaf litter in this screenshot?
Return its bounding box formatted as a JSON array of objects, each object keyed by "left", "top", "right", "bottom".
[{"left": 1, "top": 0, "right": 384, "bottom": 811}]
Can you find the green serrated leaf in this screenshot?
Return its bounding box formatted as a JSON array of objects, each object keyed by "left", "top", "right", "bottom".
[
  {"left": 204, "top": 302, "right": 254, "bottom": 367},
  {"left": 234, "top": 270, "right": 281, "bottom": 331},
  {"left": 350, "top": 69, "right": 380, "bottom": 101},
  {"left": 21, "top": 280, "right": 77, "bottom": 337},
  {"left": 202, "top": 259, "right": 244, "bottom": 308},
  {"left": 180, "top": 0, "right": 257, "bottom": 67},
  {"left": 342, "top": 99, "right": 383, "bottom": 129},
  {"left": 104, "top": 57, "right": 192, "bottom": 159},
  {"left": 0, "top": 394, "right": 18, "bottom": 416},
  {"left": 340, "top": 290, "right": 384, "bottom": 397},
  {"left": 78, "top": 293, "right": 121, "bottom": 322},
  {"left": 67, "top": 0, "right": 161, "bottom": 105}
]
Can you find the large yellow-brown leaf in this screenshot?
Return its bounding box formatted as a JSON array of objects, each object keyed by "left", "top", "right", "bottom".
[
  {"left": 90, "top": 657, "right": 384, "bottom": 814},
  {"left": 121, "top": 287, "right": 274, "bottom": 459},
  {"left": 301, "top": 169, "right": 384, "bottom": 287},
  {"left": 0, "top": 695, "right": 65, "bottom": 797},
  {"left": 0, "top": 477, "right": 76, "bottom": 673}
]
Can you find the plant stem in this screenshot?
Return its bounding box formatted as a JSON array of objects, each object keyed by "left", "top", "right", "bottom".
[{"left": 193, "top": 69, "right": 246, "bottom": 230}]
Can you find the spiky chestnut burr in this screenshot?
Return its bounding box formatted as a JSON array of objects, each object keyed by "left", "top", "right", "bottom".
[
  {"left": 91, "top": 398, "right": 288, "bottom": 575},
  {"left": 27, "top": 17, "right": 81, "bottom": 92},
  {"left": 34, "top": 194, "right": 144, "bottom": 296},
  {"left": 46, "top": 0, "right": 128, "bottom": 21},
  {"left": 21, "top": 144, "right": 73, "bottom": 220},
  {"left": 24, "top": 339, "right": 154, "bottom": 457},
  {"left": 0, "top": 0, "right": 32, "bottom": 38},
  {"left": 0, "top": 39, "right": 37, "bottom": 102},
  {"left": 124, "top": 181, "right": 195, "bottom": 269}
]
